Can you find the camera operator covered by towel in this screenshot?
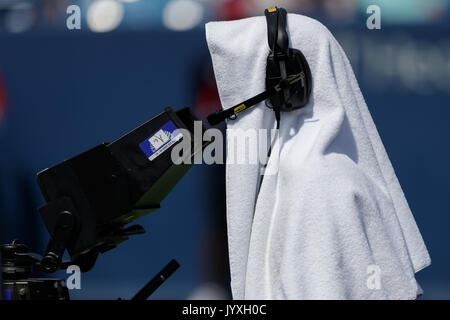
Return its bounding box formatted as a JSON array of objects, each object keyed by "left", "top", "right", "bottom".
[{"left": 205, "top": 12, "right": 431, "bottom": 300}]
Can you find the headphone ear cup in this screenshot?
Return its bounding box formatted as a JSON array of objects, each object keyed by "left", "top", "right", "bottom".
[
  {"left": 265, "top": 49, "right": 312, "bottom": 111},
  {"left": 288, "top": 48, "right": 312, "bottom": 108}
]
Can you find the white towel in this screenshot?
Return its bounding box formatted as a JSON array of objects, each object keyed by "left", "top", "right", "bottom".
[{"left": 205, "top": 13, "right": 431, "bottom": 300}]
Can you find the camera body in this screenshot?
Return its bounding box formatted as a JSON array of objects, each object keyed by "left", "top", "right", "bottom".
[
  {"left": 2, "top": 107, "right": 209, "bottom": 299},
  {"left": 36, "top": 107, "right": 208, "bottom": 272}
]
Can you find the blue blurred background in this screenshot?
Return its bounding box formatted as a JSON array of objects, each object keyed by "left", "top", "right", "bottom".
[{"left": 0, "top": 0, "right": 449, "bottom": 299}]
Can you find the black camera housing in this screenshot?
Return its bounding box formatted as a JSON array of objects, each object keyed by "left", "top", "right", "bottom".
[{"left": 37, "top": 107, "right": 208, "bottom": 271}]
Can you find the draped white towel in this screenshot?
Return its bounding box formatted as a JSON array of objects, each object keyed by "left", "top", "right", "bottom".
[{"left": 205, "top": 14, "right": 431, "bottom": 300}]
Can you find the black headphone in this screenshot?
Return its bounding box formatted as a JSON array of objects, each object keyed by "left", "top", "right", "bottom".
[
  {"left": 207, "top": 7, "right": 312, "bottom": 126},
  {"left": 265, "top": 7, "right": 312, "bottom": 113}
]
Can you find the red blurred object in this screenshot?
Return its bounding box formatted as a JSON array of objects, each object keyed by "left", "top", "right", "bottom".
[
  {"left": 195, "top": 82, "right": 221, "bottom": 121},
  {"left": 215, "top": 0, "right": 254, "bottom": 21},
  {"left": 0, "top": 68, "right": 8, "bottom": 122}
]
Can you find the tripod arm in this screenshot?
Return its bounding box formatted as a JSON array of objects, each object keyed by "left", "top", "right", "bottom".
[{"left": 131, "top": 259, "right": 180, "bottom": 300}]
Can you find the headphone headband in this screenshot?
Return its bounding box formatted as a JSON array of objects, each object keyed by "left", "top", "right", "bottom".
[
  {"left": 265, "top": 7, "right": 288, "bottom": 56},
  {"left": 207, "top": 7, "right": 312, "bottom": 126}
]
